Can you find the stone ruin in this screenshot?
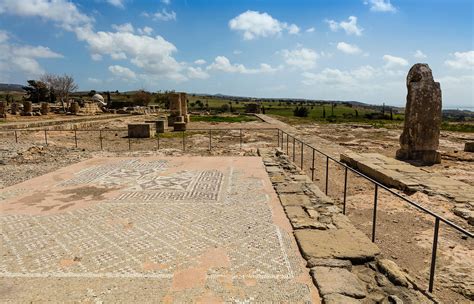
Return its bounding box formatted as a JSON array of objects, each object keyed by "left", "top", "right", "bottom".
[
  {"left": 168, "top": 92, "right": 190, "bottom": 131},
  {"left": 396, "top": 63, "right": 442, "bottom": 165},
  {"left": 0, "top": 101, "right": 6, "bottom": 118}
]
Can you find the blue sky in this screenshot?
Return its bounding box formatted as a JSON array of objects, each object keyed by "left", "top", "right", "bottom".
[{"left": 0, "top": 0, "right": 472, "bottom": 107}]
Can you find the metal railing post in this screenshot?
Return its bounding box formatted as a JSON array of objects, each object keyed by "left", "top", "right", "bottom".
[
  {"left": 300, "top": 141, "right": 304, "bottom": 169},
  {"left": 428, "top": 218, "right": 440, "bottom": 293},
  {"left": 343, "top": 166, "right": 348, "bottom": 215},
  {"left": 182, "top": 131, "right": 185, "bottom": 151},
  {"left": 209, "top": 130, "right": 212, "bottom": 151},
  {"left": 14, "top": 130, "right": 18, "bottom": 143},
  {"left": 99, "top": 130, "right": 103, "bottom": 150},
  {"left": 74, "top": 130, "right": 78, "bottom": 148},
  {"left": 240, "top": 129, "right": 243, "bottom": 149},
  {"left": 325, "top": 156, "right": 329, "bottom": 195},
  {"left": 292, "top": 137, "right": 296, "bottom": 162},
  {"left": 44, "top": 130, "right": 48, "bottom": 146},
  {"left": 156, "top": 133, "right": 160, "bottom": 150},
  {"left": 311, "top": 149, "right": 315, "bottom": 181},
  {"left": 128, "top": 136, "right": 131, "bottom": 150},
  {"left": 372, "top": 184, "right": 378, "bottom": 242}
]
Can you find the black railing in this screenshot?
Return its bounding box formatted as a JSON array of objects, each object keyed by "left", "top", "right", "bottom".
[
  {"left": 1, "top": 126, "right": 472, "bottom": 295},
  {"left": 277, "top": 129, "right": 473, "bottom": 295}
]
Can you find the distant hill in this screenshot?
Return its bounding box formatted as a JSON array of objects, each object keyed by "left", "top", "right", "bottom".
[{"left": 0, "top": 83, "right": 24, "bottom": 92}]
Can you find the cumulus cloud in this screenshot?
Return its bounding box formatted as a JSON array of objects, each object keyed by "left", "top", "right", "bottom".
[
  {"left": 207, "top": 56, "right": 277, "bottom": 74},
  {"left": 229, "top": 10, "right": 300, "bottom": 40},
  {"left": 413, "top": 50, "right": 427, "bottom": 59},
  {"left": 306, "top": 27, "right": 315, "bottom": 33},
  {"left": 194, "top": 59, "right": 206, "bottom": 65},
  {"left": 108, "top": 65, "right": 136, "bottom": 80},
  {"left": 326, "top": 16, "right": 363, "bottom": 36},
  {"left": 336, "top": 42, "right": 362, "bottom": 54},
  {"left": 0, "top": 0, "right": 188, "bottom": 81},
  {"left": 187, "top": 67, "right": 210, "bottom": 79},
  {"left": 137, "top": 26, "right": 153, "bottom": 35},
  {"left": 281, "top": 47, "right": 319, "bottom": 70},
  {"left": 383, "top": 54, "right": 409, "bottom": 68},
  {"left": 302, "top": 65, "right": 378, "bottom": 86},
  {"left": 148, "top": 9, "right": 176, "bottom": 21},
  {"left": 444, "top": 51, "right": 474, "bottom": 69},
  {"left": 111, "top": 23, "right": 134, "bottom": 33},
  {"left": 107, "top": 0, "right": 125, "bottom": 9},
  {"left": 365, "top": 0, "right": 397, "bottom": 13},
  {"left": 0, "top": 29, "right": 63, "bottom": 79},
  {"left": 0, "top": 0, "right": 94, "bottom": 32}
]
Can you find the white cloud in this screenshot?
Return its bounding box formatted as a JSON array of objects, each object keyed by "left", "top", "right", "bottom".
[
  {"left": 151, "top": 9, "right": 176, "bottom": 21},
  {"left": 336, "top": 42, "right": 362, "bottom": 54},
  {"left": 229, "top": 10, "right": 300, "bottom": 40},
  {"left": 233, "top": 50, "right": 242, "bottom": 55},
  {"left": 306, "top": 27, "right": 315, "bottom": 33},
  {"left": 444, "top": 51, "right": 474, "bottom": 69},
  {"left": 207, "top": 56, "right": 277, "bottom": 74},
  {"left": 0, "top": 0, "right": 94, "bottom": 32},
  {"left": 87, "top": 77, "right": 101, "bottom": 84},
  {"left": 365, "top": 0, "right": 397, "bottom": 13},
  {"left": 108, "top": 65, "right": 136, "bottom": 80},
  {"left": 0, "top": 0, "right": 187, "bottom": 82},
  {"left": 111, "top": 23, "right": 134, "bottom": 33},
  {"left": 383, "top": 54, "right": 409, "bottom": 68},
  {"left": 326, "top": 16, "right": 363, "bottom": 36},
  {"left": 0, "top": 29, "right": 63, "bottom": 79},
  {"left": 161, "top": 0, "right": 171, "bottom": 4},
  {"left": 107, "top": 0, "right": 125, "bottom": 9},
  {"left": 194, "top": 59, "right": 206, "bottom": 65},
  {"left": 281, "top": 47, "right": 319, "bottom": 70},
  {"left": 302, "top": 65, "right": 378, "bottom": 86},
  {"left": 413, "top": 50, "right": 427, "bottom": 59},
  {"left": 137, "top": 26, "right": 153, "bottom": 35},
  {"left": 187, "top": 67, "right": 209, "bottom": 79}
]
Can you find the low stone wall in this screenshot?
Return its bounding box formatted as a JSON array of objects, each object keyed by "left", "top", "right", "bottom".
[{"left": 259, "top": 148, "right": 434, "bottom": 303}]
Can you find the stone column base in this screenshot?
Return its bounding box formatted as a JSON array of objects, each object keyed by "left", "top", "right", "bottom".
[{"left": 395, "top": 149, "right": 441, "bottom": 165}]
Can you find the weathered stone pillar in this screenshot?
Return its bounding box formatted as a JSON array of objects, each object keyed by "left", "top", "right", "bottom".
[
  {"left": 11, "top": 102, "right": 18, "bottom": 115},
  {"left": 23, "top": 101, "right": 32, "bottom": 114},
  {"left": 0, "top": 101, "right": 6, "bottom": 118},
  {"left": 128, "top": 123, "right": 155, "bottom": 138},
  {"left": 169, "top": 93, "right": 182, "bottom": 116},
  {"left": 40, "top": 102, "right": 50, "bottom": 115},
  {"left": 179, "top": 92, "right": 188, "bottom": 122},
  {"left": 396, "top": 64, "right": 442, "bottom": 165},
  {"left": 156, "top": 120, "right": 166, "bottom": 133},
  {"left": 70, "top": 102, "right": 80, "bottom": 114}
]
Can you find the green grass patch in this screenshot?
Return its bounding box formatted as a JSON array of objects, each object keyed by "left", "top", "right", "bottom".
[
  {"left": 190, "top": 115, "right": 257, "bottom": 123},
  {"left": 441, "top": 122, "right": 474, "bottom": 133}
]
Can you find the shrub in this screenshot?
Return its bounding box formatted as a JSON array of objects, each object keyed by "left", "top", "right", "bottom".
[
  {"left": 132, "top": 90, "right": 152, "bottom": 106},
  {"left": 293, "top": 106, "right": 309, "bottom": 117}
]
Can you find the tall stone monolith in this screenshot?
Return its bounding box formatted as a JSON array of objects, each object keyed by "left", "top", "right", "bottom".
[
  {"left": 396, "top": 63, "right": 442, "bottom": 165},
  {"left": 0, "top": 101, "right": 6, "bottom": 118}
]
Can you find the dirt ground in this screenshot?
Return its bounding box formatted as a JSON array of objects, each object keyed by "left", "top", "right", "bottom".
[{"left": 1, "top": 115, "right": 473, "bottom": 303}]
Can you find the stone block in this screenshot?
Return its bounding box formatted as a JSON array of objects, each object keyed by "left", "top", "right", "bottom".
[
  {"left": 128, "top": 123, "right": 155, "bottom": 138},
  {"left": 310, "top": 266, "right": 367, "bottom": 299},
  {"left": 173, "top": 122, "right": 186, "bottom": 132},
  {"left": 307, "top": 258, "right": 352, "bottom": 270},
  {"left": 40, "top": 102, "right": 49, "bottom": 115},
  {"left": 23, "top": 101, "right": 32, "bottom": 114},
  {"left": 324, "top": 294, "right": 362, "bottom": 304},
  {"left": 294, "top": 228, "right": 380, "bottom": 262},
  {"left": 276, "top": 183, "right": 305, "bottom": 194},
  {"left": 465, "top": 142, "right": 474, "bottom": 152},
  {"left": 279, "top": 194, "right": 311, "bottom": 206},
  {"left": 377, "top": 259, "right": 410, "bottom": 287}
]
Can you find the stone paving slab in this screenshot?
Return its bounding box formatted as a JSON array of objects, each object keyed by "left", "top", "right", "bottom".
[
  {"left": 341, "top": 152, "right": 474, "bottom": 224},
  {"left": 0, "top": 156, "right": 318, "bottom": 302}
]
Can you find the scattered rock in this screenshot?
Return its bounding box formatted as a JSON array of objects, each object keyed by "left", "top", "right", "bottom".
[
  {"left": 377, "top": 259, "right": 410, "bottom": 287},
  {"left": 307, "top": 258, "right": 352, "bottom": 270},
  {"left": 310, "top": 266, "right": 367, "bottom": 299}
]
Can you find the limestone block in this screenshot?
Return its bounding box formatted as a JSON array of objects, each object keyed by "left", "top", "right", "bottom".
[
  {"left": 0, "top": 101, "right": 6, "bottom": 117},
  {"left": 128, "top": 123, "right": 155, "bottom": 138},
  {"left": 11, "top": 102, "right": 19, "bottom": 115},
  {"left": 279, "top": 194, "right": 311, "bottom": 206},
  {"left": 465, "top": 142, "right": 474, "bottom": 152},
  {"left": 23, "top": 101, "right": 32, "bottom": 114},
  {"left": 40, "top": 102, "right": 49, "bottom": 115},
  {"left": 173, "top": 122, "right": 186, "bottom": 132},
  {"left": 310, "top": 266, "right": 367, "bottom": 299},
  {"left": 396, "top": 63, "right": 442, "bottom": 165},
  {"left": 156, "top": 120, "right": 166, "bottom": 133},
  {"left": 377, "top": 259, "right": 410, "bottom": 287},
  {"left": 70, "top": 102, "right": 80, "bottom": 114},
  {"left": 169, "top": 93, "right": 182, "bottom": 116},
  {"left": 294, "top": 228, "right": 380, "bottom": 262}
]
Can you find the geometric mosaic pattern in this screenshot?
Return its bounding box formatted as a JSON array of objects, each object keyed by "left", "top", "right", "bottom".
[{"left": 0, "top": 158, "right": 311, "bottom": 302}]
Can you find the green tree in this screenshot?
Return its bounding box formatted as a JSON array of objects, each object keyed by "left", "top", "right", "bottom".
[{"left": 22, "top": 80, "right": 49, "bottom": 103}]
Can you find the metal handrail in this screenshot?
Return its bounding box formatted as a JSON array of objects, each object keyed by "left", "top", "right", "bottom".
[{"left": 277, "top": 129, "right": 473, "bottom": 295}]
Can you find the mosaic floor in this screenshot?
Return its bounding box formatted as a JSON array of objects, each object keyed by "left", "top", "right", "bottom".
[{"left": 0, "top": 157, "right": 318, "bottom": 302}]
